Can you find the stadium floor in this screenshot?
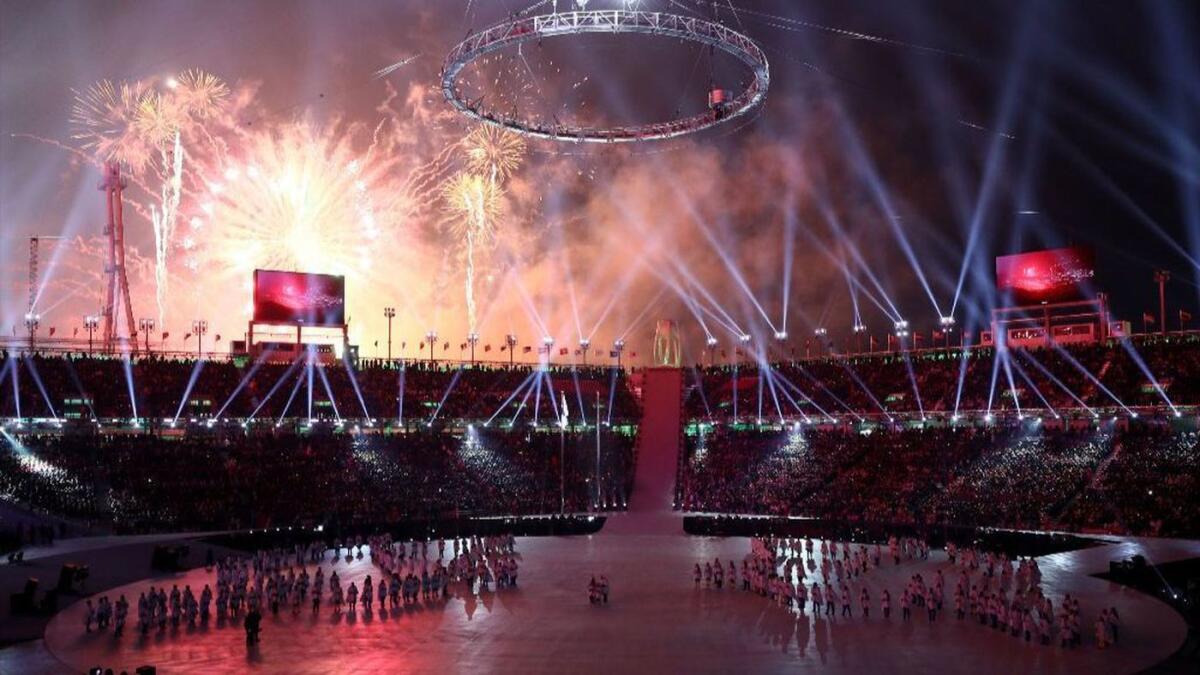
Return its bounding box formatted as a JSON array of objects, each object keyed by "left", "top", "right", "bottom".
[{"left": 12, "top": 516, "right": 1196, "bottom": 674}]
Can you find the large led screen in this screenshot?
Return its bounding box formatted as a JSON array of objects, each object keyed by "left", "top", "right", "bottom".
[
  {"left": 253, "top": 270, "right": 345, "bottom": 325},
  {"left": 995, "top": 246, "right": 1095, "bottom": 305}
]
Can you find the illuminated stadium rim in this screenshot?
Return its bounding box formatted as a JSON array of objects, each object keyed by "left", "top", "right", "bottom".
[
  {"left": 441, "top": 10, "right": 770, "bottom": 143},
  {"left": 1, "top": 406, "right": 1182, "bottom": 431}
]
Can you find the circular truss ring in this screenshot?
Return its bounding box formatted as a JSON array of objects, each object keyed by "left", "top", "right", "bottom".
[{"left": 441, "top": 10, "right": 770, "bottom": 143}]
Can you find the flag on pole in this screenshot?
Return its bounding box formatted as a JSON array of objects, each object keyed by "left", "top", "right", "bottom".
[
  {"left": 1143, "top": 312, "right": 1156, "bottom": 324},
  {"left": 1180, "top": 310, "right": 1193, "bottom": 324},
  {"left": 215, "top": 334, "right": 222, "bottom": 342},
  {"left": 184, "top": 333, "right": 192, "bottom": 341},
  {"left": 49, "top": 327, "right": 56, "bottom": 336},
  {"left": 523, "top": 346, "right": 532, "bottom": 353},
  {"left": 161, "top": 331, "right": 169, "bottom": 341},
  {"left": 418, "top": 341, "right": 424, "bottom": 350},
  {"left": 499, "top": 345, "right": 507, "bottom": 352},
  {"left": 73, "top": 327, "right": 79, "bottom": 337},
  {"left": 559, "top": 347, "right": 569, "bottom": 355},
  {"left": 484, "top": 344, "right": 492, "bottom": 352},
  {"left": 442, "top": 342, "right": 449, "bottom": 351},
  {"left": 401, "top": 341, "right": 406, "bottom": 349}
]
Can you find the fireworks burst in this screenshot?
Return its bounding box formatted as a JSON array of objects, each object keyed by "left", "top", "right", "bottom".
[
  {"left": 70, "top": 79, "right": 157, "bottom": 171},
  {"left": 463, "top": 126, "right": 525, "bottom": 183},
  {"left": 169, "top": 68, "right": 230, "bottom": 119},
  {"left": 185, "top": 120, "right": 410, "bottom": 300},
  {"left": 442, "top": 172, "right": 504, "bottom": 332}
]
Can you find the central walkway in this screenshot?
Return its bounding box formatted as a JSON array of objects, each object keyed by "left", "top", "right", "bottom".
[{"left": 604, "top": 367, "right": 685, "bottom": 536}]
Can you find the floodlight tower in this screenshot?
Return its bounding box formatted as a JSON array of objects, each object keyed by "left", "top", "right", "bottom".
[
  {"left": 505, "top": 334, "right": 518, "bottom": 367},
  {"left": 24, "top": 312, "right": 40, "bottom": 352},
  {"left": 579, "top": 338, "right": 590, "bottom": 366},
  {"left": 84, "top": 315, "right": 100, "bottom": 353},
  {"left": 99, "top": 161, "right": 137, "bottom": 353},
  {"left": 27, "top": 235, "right": 63, "bottom": 346},
  {"left": 426, "top": 330, "right": 438, "bottom": 363},
  {"left": 852, "top": 323, "right": 867, "bottom": 354},
  {"left": 139, "top": 318, "right": 156, "bottom": 353},
  {"left": 383, "top": 307, "right": 396, "bottom": 360},
  {"left": 1154, "top": 270, "right": 1170, "bottom": 335},
  {"left": 467, "top": 332, "right": 480, "bottom": 365}
]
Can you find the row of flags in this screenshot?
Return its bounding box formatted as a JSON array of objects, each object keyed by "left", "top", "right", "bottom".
[
  {"left": 372, "top": 339, "right": 636, "bottom": 358},
  {"left": 1143, "top": 310, "right": 1193, "bottom": 325},
  {"left": 9, "top": 326, "right": 222, "bottom": 342},
  {"left": 23, "top": 309, "right": 1197, "bottom": 349}
]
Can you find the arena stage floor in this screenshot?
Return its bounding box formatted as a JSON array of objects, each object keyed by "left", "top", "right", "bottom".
[{"left": 20, "top": 516, "right": 1195, "bottom": 674}]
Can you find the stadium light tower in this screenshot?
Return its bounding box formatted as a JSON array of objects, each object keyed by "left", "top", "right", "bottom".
[
  {"left": 24, "top": 312, "right": 40, "bottom": 352},
  {"left": 505, "top": 334, "right": 518, "bottom": 367},
  {"left": 705, "top": 335, "right": 718, "bottom": 366},
  {"left": 84, "top": 315, "right": 100, "bottom": 354},
  {"left": 939, "top": 315, "right": 956, "bottom": 348},
  {"left": 894, "top": 320, "right": 910, "bottom": 352},
  {"left": 542, "top": 335, "right": 555, "bottom": 364},
  {"left": 383, "top": 307, "right": 396, "bottom": 360},
  {"left": 613, "top": 338, "right": 625, "bottom": 368},
  {"left": 139, "top": 317, "right": 155, "bottom": 354},
  {"left": 813, "top": 327, "right": 828, "bottom": 357},
  {"left": 1154, "top": 270, "right": 1170, "bottom": 335},
  {"left": 191, "top": 319, "right": 208, "bottom": 358},
  {"left": 738, "top": 333, "right": 751, "bottom": 366},
  {"left": 579, "top": 337, "right": 590, "bottom": 366},
  {"left": 425, "top": 329, "right": 438, "bottom": 363},
  {"left": 467, "top": 331, "right": 480, "bottom": 365},
  {"left": 852, "top": 323, "right": 867, "bottom": 354}
]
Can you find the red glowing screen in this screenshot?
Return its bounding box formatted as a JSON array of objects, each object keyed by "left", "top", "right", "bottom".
[
  {"left": 995, "top": 246, "right": 1096, "bottom": 304},
  {"left": 253, "top": 270, "right": 345, "bottom": 325}
]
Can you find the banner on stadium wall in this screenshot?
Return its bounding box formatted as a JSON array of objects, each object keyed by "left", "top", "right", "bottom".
[{"left": 995, "top": 246, "right": 1095, "bottom": 304}]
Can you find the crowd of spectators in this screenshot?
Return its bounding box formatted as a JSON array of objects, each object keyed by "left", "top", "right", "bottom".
[
  {"left": 0, "top": 428, "right": 637, "bottom": 534},
  {"left": 0, "top": 354, "right": 641, "bottom": 425},
  {"left": 1057, "top": 429, "right": 1200, "bottom": 537},
  {"left": 678, "top": 423, "right": 1200, "bottom": 537},
  {"left": 684, "top": 334, "right": 1200, "bottom": 419}
]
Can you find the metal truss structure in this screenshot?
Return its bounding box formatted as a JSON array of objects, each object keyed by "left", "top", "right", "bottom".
[{"left": 441, "top": 10, "right": 770, "bottom": 143}]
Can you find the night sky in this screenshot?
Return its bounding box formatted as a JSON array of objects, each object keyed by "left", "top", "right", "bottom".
[{"left": 1, "top": 0, "right": 1197, "bottom": 358}]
